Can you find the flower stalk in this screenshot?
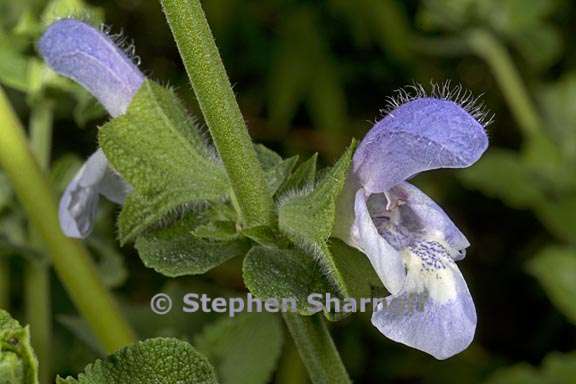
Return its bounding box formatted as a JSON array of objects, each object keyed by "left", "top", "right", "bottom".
[
  {"left": 161, "top": 0, "right": 275, "bottom": 227},
  {"left": 26, "top": 98, "right": 54, "bottom": 384},
  {"left": 0, "top": 86, "right": 136, "bottom": 353}
]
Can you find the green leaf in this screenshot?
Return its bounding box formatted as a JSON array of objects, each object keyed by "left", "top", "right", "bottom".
[
  {"left": 0, "top": 43, "right": 29, "bottom": 92},
  {"left": 242, "top": 246, "right": 337, "bottom": 316},
  {"left": 264, "top": 156, "right": 299, "bottom": 195},
  {"left": 99, "top": 80, "right": 230, "bottom": 243},
  {"left": 240, "top": 226, "right": 289, "bottom": 248},
  {"left": 41, "top": 0, "right": 104, "bottom": 27},
  {"left": 0, "top": 310, "right": 39, "bottom": 384},
  {"left": 86, "top": 238, "right": 128, "bottom": 289},
  {"left": 194, "top": 313, "right": 283, "bottom": 384},
  {"left": 460, "top": 149, "right": 546, "bottom": 208},
  {"left": 282, "top": 313, "right": 351, "bottom": 384},
  {"left": 135, "top": 210, "right": 251, "bottom": 277},
  {"left": 254, "top": 144, "right": 283, "bottom": 169},
  {"left": 526, "top": 246, "right": 576, "bottom": 324},
  {"left": 484, "top": 352, "right": 576, "bottom": 384},
  {"left": 255, "top": 144, "right": 298, "bottom": 194},
  {"left": 329, "top": 239, "right": 385, "bottom": 300},
  {"left": 278, "top": 142, "right": 355, "bottom": 296},
  {"left": 277, "top": 153, "right": 317, "bottom": 195},
  {"left": 56, "top": 338, "right": 218, "bottom": 384},
  {"left": 279, "top": 142, "right": 354, "bottom": 246}
]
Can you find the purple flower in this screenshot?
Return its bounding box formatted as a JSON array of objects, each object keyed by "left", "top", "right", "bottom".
[
  {"left": 335, "top": 85, "right": 490, "bottom": 359},
  {"left": 38, "top": 19, "right": 144, "bottom": 238}
]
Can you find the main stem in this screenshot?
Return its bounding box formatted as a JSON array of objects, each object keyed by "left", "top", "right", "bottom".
[
  {"left": 161, "top": 0, "right": 275, "bottom": 227},
  {"left": 0, "top": 87, "right": 136, "bottom": 353},
  {"left": 26, "top": 99, "right": 54, "bottom": 384}
]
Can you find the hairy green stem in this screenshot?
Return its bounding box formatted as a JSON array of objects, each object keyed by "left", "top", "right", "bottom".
[
  {"left": 467, "top": 29, "right": 557, "bottom": 161},
  {"left": 26, "top": 99, "right": 53, "bottom": 384},
  {"left": 282, "top": 313, "right": 351, "bottom": 384},
  {"left": 0, "top": 86, "right": 136, "bottom": 353},
  {"left": 160, "top": 0, "right": 275, "bottom": 227}
]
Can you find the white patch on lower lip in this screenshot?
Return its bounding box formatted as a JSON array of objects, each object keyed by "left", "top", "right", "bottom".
[{"left": 401, "top": 240, "right": 458, "bottom": 304}]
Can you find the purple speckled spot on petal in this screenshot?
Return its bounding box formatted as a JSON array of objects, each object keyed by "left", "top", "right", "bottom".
[
  {"left": 354, "top": 98, "right": 488, "bottom": 193},
  {"left": 371, "top": 240, "right": 476, "bottom": 360},
  {"left": 38, "top": 19, "right": 144, "bottom": 117}
]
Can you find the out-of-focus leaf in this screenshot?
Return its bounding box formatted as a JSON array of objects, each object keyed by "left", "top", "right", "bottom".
[
  {"left": 56, "top": 338, "right": 218, "bottom": 384},
  {"left": 242, "top": 246, "right": 337, "bottom": 316},
  {"left": 135, "top": 210, "right": 250, "bottom": 277},
  {"left": 512, "top": 24, "right": 561, "bottom": 72},
  {"left": 86, "top": 238, "right": 127, "bottom": 289},
  {"left": 527, "top": 246, "right": 576, "bottom": 324},
  {"left": 484, "top": 352, "right": 576, "bottom": 384},
  {"left": 460, "top": 149, "right": 545, "bottom": 208},
  {"left": 0, "top": 309, "right": 39, "bottom": 384},
  {"left": 99, "top": 80, "right": 229, "bottom": 243},
  {"left": 538, "top": 196, "right": 576, "bottom": 242},
  {"left": 194, "top": 312, "right": 283, "bottom": 384},
  {"left": 539, "top": 73, "right": 576, "bottom": 163},
  {"left": 0, "top": 42, "right": 29, "bottom": 91},
  {"left": 0, "top": 173, "right": 13, "bottom": 210},
  {"left": 41, "top": 0, "right": 103, "bottom": 27},
  {"left": 57, "top": 315, "right": 105, "bottom": 357}
]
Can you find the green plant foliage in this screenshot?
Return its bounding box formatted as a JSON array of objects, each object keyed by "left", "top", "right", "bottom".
[
  {"left": 277, "top": 153, "right": 317, "bottom": 196},
  {"left": 194, "top": 312, "right": 283, "bottom": 384},
  {"left": 0, "top": 310, "right": 39, "bottom": 384},
  {"left": 135, "top": 209, "right": 251, "bottom": 277},
  {"left": 243, "top": 246, "right": 337, "bottom": 315},
  {"left": 278, "top": 142, "right": 355, "bottom": 295},
  {"left": 56, "top": 338, "right": 218, "bottom": 384},
  {"left": 527, "top": 247, "right": 576, "bottom": 325},
  {"left": 484, "top": 353, "right": 576, "bottom": 384},
  {"left": 99, "top": 80, "right": 230, "bottom": 243},
  {"left": 419, "top": 0, "right": 561, "bottom": 71}
]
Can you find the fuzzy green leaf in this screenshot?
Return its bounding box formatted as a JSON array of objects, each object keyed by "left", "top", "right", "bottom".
[
  {"left": 99, "top": 80, "right": 229, "bottom": 243},
  {"left": 0, "top": 310, "right": 39, "bottom": 384},
  {"left": 278, "top": 142, "right": 355, "bottom": 296},
  {"left": 135, "top": 211, "right": 250, "bottom": 277},
  {"left": 265, "top": 156, "right": 299, "bottom": 195},
  {"left": 242, "top": 246, "right": 338, "bottom": 316},
  {"left": 277, "top": 153, "right": 317, "bottom": 195},
  {"left": 194, "top": 313, "right": 283, "bottom": 384},
  {"left": 56, "top": 338, "right": 218, "bottom": 384}
]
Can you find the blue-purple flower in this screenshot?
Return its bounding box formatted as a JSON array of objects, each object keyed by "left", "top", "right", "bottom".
[
  {"left": 38, "top": 19, "right": 143, "bottom": 238},
  {"left": 335, "top": 86, "right": 490, "bottom": 359}
]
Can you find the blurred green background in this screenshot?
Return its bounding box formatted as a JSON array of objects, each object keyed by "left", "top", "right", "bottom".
[{"left": 1, "top": 0, "right": 576, "bottom": 383}]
